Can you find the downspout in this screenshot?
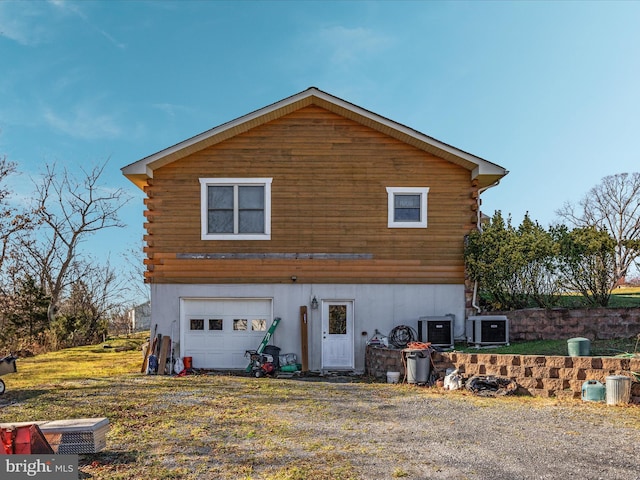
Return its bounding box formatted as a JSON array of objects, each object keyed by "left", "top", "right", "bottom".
[{"left": 471, "top": 180, "right": 502, "bottom": 314}]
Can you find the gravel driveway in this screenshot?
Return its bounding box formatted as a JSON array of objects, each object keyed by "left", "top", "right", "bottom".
[{"left": 281, "top": 377, "right": 640, "bottom": 480}]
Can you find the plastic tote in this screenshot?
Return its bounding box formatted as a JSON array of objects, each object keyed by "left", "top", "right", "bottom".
[{"left": 606, "top": 375, "right": 631, "bottom": 405}]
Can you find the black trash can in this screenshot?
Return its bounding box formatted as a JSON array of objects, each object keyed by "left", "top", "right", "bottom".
[{"left": 263, "top": 345, "right": 281, "bottom": 370}]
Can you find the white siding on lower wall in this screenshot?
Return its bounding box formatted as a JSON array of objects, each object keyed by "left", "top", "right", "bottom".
[{"left": 151, "top": 283, "right": 465, "bottom": 373}]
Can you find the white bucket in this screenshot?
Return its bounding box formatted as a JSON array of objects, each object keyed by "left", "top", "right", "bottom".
[
  {"left": 387, "top": 371, "right": 401, "bottom": 384},
  {"left": 606, "top": 375, "right": 631, "bottom": 405}
]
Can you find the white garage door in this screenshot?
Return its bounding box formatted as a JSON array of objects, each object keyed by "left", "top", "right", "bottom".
[{"left": 182, "top": 298, "right": 273, "bottom": 369}]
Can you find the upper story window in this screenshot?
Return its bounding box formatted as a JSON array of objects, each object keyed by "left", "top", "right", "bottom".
[
  {"left": 200, "top": 178, "right": 272, "bottom": 240},
  {"left": 386, "top": 187, "right": 429, "bottom": 228}
]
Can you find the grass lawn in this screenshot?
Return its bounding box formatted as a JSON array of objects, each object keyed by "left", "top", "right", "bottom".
[
  {"left": 609, "top": 286, "right": 640, "bottom": 307},
  {"left": 480, "top": 286, "right": 640, "bottom": 309},
  {"left": 2, "top": 338, "right": 372, "bottom": 479}
]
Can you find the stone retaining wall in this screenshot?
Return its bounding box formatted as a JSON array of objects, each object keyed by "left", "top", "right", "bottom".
[
  {"left": 365, "top": 345, "right": 640, "bottom": 403},
  {"left": 498, "top": 307, "right": 640, "bottom": 341}
]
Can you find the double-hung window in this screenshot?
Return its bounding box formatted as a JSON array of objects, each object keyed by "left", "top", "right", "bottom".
[
  {"left": 200, "top": 178, "right": 272, "bottom": 240},
  {"left": 386, "top": 187, "right": 429, "bottom": 228}
]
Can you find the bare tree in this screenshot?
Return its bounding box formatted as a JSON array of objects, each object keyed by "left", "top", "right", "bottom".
[
  {"left": 0, "top": 157, "right": 31, "bottom": 279},
  {"left": 57, "top": 258, "right": 128, "bottom": 345},
  {"left": 122, "top": 244, "right": 151, "bottom": 304},
  {"left": 108, "top": 306, "right": 134, "bottom": 337},
  {"left": 17, "top": 161, "right": 130, "bottom": 322},
  {"left": 556, "top": 172, "right": 640, "bottom": 285}
]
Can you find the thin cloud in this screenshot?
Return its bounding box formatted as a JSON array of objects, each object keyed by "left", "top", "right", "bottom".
[
  {"left": 43, "top": 105, "right": 122, "bottom": 140},
  {"left": 0, "top": 1, "right": 125, "bottom": 49},
  {"left": 151, "top": 103, "right": 194, "bottom": 119},
  {"left": 49, "top": 0, "right": 126, "bottom": 49},
  {"left": 0, "top": 2, "right": 52, "bottom": 46},
  {"left": 317, "top": 25, "right": 393, "bottom": 66}
]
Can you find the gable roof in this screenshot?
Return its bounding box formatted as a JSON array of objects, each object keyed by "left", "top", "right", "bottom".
[{"left": 122, "top": 87, "right": 508, "bottom": 190}]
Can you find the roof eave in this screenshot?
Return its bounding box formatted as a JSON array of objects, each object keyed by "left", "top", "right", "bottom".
[
  {"left": 472, "top": 165, "right": 510, "bottom": 189},
  {"left": 121, "top": 87, "right": 509, "bottom": 190}
]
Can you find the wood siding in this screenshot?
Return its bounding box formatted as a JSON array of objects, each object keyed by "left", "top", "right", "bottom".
[{"left": 143, "top": 106, "right": 478, "bottom": 284}]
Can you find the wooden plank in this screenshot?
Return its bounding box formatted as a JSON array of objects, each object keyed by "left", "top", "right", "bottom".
[
  {"left": 300, "top": 306, "right": 309, "bottom": 372},
  {"left": 175, "top": 252, "right": 375, "bottom": 260},
  {"left": 148, "top": 255, "right": 461, "bottom": 265},
  {"left": 145, "top": 257, "right": 461, "bottom": 268},
  {"left": 147, "top": 269, "right": 464, "bottom": 282},
  {"left": 148, "top": 277, "right": 463, "bottom": 285},
  {"left": 157, "top": 335, "right": 171, "bottom": 375},
  {"left": 152, "top": 257, "right": 461, "bottom": 268},
  {"left": 141, "top": 324, "right": 157, "bottom": 373}
]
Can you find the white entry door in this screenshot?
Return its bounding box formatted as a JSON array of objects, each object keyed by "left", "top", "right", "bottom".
[{"left": 321, "top": 300, "right": 354, "bottom": 370}]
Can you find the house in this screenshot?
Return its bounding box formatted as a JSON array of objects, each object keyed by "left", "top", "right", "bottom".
[
  {"left": 127, "top": 301, "right": 151, "bottom": 332},
  {"left": 121, "top": 87, "right": 508, "bottom": 372}
]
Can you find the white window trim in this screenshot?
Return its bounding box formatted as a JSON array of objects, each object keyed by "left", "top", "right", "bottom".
[
  {"left": 386, "top": 187, "right": 429, "bottom": 228},
  {"left": 200, "top": 178, "right": 272, "bottom": 240}
]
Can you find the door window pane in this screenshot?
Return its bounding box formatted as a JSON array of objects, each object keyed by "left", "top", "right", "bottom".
[{"left": 328, "top": 305, "right": 347, "bottom": 335}]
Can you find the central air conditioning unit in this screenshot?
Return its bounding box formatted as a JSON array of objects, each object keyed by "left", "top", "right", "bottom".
[
  {"left": 418, "top": 314, "right": 455, "bottom": 349},
  {"left": 466, "top": 315, "right": 509, "bottom": 347}
]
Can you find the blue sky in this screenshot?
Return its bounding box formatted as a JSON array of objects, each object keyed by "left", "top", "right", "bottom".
[{"left": 1, "top": 0, "right": 639, "bottom": 288}]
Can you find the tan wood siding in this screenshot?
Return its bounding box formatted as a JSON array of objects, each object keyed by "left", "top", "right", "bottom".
[{"left": 143, "top": 106, "right": 478, "bottom": 284}]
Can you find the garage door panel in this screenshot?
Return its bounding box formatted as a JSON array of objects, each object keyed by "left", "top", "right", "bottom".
[
  {"left": 230, "top": 351, "right": 249, "bottom": 368},
  {"left": 187, "top": 335, "right": 209, "bottom": 349},
  {"left": 190, "top": 341, "right": 258, "bottom": 369},
  {"left": 183, "top": 299, "right": 272, "bottom": 369},
  {"left": 187, "top": 351, "right": 231, "bottom": 370}
]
